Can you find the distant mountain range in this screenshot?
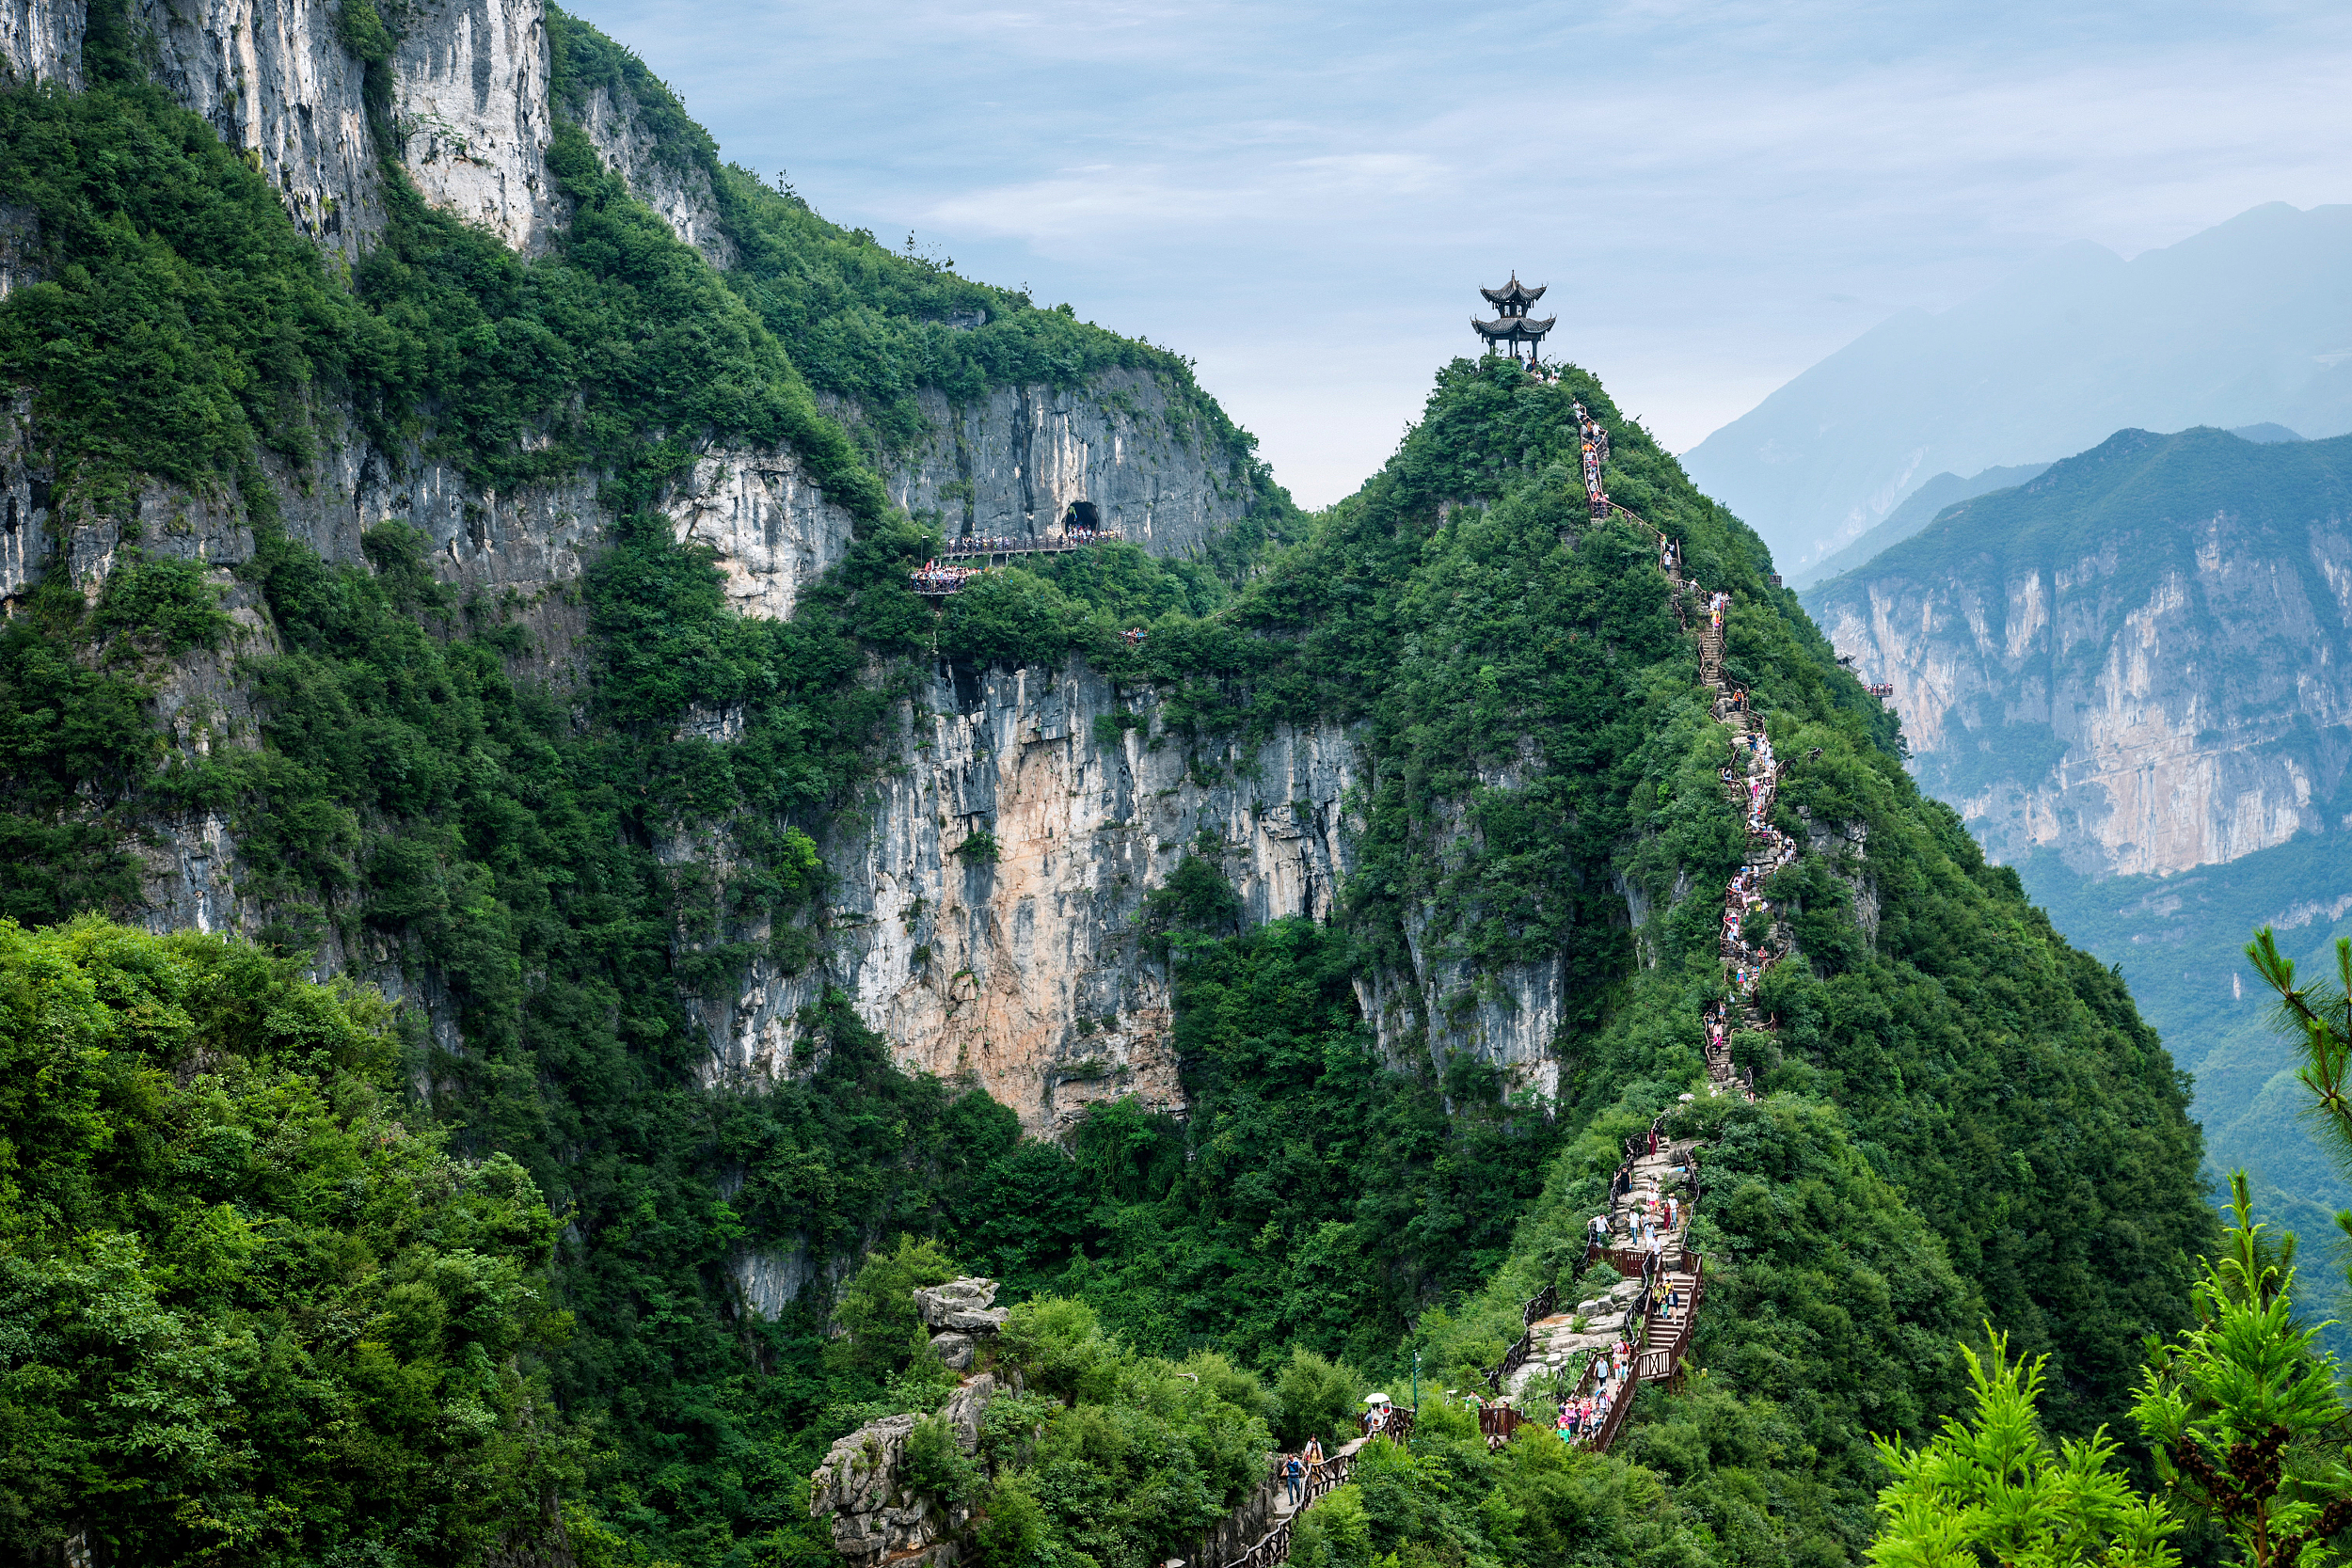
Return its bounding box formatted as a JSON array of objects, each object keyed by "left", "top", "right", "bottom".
[
  {"left": 1800, "top": 422, "right": 2352, "bottom": 1275},
  {"left": 1685, "top": 201, "right": 2352, "bottom": 577},
  {"left": 1787, "top": 423, "right": 2306, "bottom": 589},
  {"left": 1788, "top": 461, "right": 2052, "bottom": 588}
]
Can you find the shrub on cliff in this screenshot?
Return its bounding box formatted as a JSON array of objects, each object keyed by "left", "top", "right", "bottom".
[{"left": 0, "top": 917, "right": 572, "bottom": 1566}]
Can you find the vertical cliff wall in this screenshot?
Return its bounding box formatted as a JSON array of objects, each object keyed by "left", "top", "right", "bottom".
[
  {"left": 689, "top": 662, "right": 1364, "bottom": 1133},
  {"left": 1803, "top": 427, "right": 2352, "bottom": 879},
  {"left": 827, "top": 372, "right": 1256, "bottom": 557},
  {"left": 135, "top": 0, "right": 385, "bottom": 260},
  {"left": 2, "top": 0, "right": 82, "bottom": 86},
  {"left": 390, "top": 0, "right": 559, "bottom": 249},
  {"left": 3, "top": 0, "right": 1578, "bottom": 1169}
]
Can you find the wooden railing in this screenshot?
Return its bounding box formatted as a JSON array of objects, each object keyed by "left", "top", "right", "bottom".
[
  {"left": 1482, "top": 1283, "right": 1565, "bottom": 1392},
  {"left": 943, "top": 531, "right": 1122, "bottom": 559},
  {"left": 1219, "top": 1447, "right": 1356, "bottom": 1568}
]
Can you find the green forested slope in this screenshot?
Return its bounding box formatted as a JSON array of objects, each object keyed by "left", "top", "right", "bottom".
[{"left": 0, "top": 13, "right": 2217, "bottom": 1568}]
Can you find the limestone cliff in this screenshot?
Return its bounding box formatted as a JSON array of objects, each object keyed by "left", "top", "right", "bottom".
[
  {"left": 134, "top": 0, "right": 385, "bottom": 260},
  {"left": 825, "top": 371, "right": 1256, "bottom": 556},
  {"left": 1, "top": 0, "right": 82, "bottom": 87},
  {"left": 4, "top": 0, "right": 1581, "bottom": 1245},
  {"left": 389, "top": 0, "right": 560, "bottom": 250},
  {"left": 1803, "top": 426, "right": 2352, "bottom": 879},
  {"left": 687, "top": 661, "right": 1363, "bottom": 1132}
]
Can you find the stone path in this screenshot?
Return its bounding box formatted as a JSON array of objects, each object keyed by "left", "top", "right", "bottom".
[{"left": 1220, "top": 425, "right": 1811, "bottom": 1558}]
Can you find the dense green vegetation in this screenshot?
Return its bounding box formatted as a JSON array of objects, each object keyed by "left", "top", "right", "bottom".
[
  {"left": 543, "top": 4, "right": 1252, "bottom": 465},
  {"left": 0, "top": 918, "right": 570, "bottom": 1565},
  {"left": 0, "top": 11, "right": 2223, "bottom": 1568}
]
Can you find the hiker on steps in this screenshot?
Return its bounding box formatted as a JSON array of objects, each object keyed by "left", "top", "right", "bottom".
[{"left": 1283, "top": 1453, "right": 1305, "bottom": 1506}]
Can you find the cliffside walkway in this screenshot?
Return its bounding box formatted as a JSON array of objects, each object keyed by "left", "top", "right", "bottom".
[{"left": 910, "top": 531, "right": 1126, "bottom": 594}]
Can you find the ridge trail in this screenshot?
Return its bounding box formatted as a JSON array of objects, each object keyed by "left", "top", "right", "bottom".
[{"left": 1214, "top": 434, "right": 1804, "bottom": 1568}]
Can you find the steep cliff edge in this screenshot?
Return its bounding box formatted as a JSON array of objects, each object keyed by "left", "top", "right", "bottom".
[
  {"left": 0, "top": 0, "right": 1276, "bottom": 1133},
  {"left": 1804, "top": 426, "right": 2352, "bottom": 880}
]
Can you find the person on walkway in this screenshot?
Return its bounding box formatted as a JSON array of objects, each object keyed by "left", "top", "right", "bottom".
[
  {"left": 1304, "top": 1436, "right": 1324, "bottom": 1469},
  {"left": 1284, "top": 1453, "right": 1305, "bottom": 1506}
]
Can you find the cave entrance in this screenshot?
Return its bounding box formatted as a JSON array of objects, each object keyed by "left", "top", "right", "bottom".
[{"left": 1062, "top": 500, "right": 1100, "bottom": 538}]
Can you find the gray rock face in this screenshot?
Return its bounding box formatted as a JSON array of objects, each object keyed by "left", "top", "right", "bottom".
[
  {"left": 662, "top": 441, "right": 859, "bottom": 620},
  {"left": 914, "top": 1277, "right": 1007, "bottom": 1334},
  {"left": 1, "top": 0, "right": 81, "bottom": 87},
  {"left": 390, "top": 0, "right": 559, "bottom": 251},
  {"left": 929, "top": 1332, "right": 977, "bottom": 1371},
  {"left": 574, "top": 80, "right": 734, "bottom": 268},
  {"left": 1802, "top": 447, "right": 2352, "bottom": 879},
  {"left": 827, "top": 368, "right": 1259, "bottom": 559},
  {"left": 1347, "top": 750, "right": 1573, "bottom": 1099},
  {"left": 684, "top": 659, "right": 1366, "bottom": 1132},
  {"left": 137, "top": 0, "right": 386, "bottom": 261},
  {"left": 809, "top": 1374, "right": 996, "bottom": 1568}
]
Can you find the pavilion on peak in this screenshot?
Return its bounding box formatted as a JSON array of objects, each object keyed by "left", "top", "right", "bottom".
[{"left": 1472, "top": 275, "right": 1556, "bottom": 360}]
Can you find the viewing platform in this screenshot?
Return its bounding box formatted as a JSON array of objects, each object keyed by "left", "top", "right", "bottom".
[{"left": 912, "top": 530, "right": 1124, "bottom": 595}]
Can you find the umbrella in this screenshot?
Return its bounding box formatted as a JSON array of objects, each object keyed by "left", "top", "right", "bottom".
[{"left": 1363, "top": 1393, "right": 1391, "bottom": 1405}]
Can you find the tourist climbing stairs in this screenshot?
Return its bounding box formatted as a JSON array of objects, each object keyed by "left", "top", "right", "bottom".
[
  {"left": 1462, "top": 470, "right": 1804, "bottom": 1458},
  {"left": 1214, "top": 413, "right": 1813, "bottom": 1568}
]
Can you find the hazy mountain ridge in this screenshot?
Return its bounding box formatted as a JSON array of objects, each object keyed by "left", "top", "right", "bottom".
[
  {"left": 1804, "top": 423, "right": 2352, "bottom": 879},
  {"left": 1687, "top": 202, "right": 2352, "bottom": 575},
  {"left": 1791, "top": 459, "right": 2053, "bottom": 589}
]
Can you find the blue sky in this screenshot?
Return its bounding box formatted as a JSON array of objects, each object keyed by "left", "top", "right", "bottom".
[{"left": 578, "top": 0, "right": 2352, "bottom": 506}]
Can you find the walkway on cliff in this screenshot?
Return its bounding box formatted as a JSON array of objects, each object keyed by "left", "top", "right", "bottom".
[{"left": 910, "top": 531, "right": 1125, "bottom": 594}]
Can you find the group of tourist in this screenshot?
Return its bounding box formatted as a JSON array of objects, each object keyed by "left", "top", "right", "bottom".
[
  {"left": 1570, "top": 400, "right": 1612, "bottom": 516},
  {"left": 942, "top": 535, "right": 1026, "bottom": 557},
  {"left": 941, "top": 526, "right": 1122, "bottom": 559},
  {"left": 1278, "top": 1438, "right": 1328, "bottom": 1506},
  {"left": 909, "top": 561, "right": 981, "bottom": 594}
]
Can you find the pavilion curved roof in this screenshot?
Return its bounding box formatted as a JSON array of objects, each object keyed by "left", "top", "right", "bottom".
[
  {"left": 1480, "top": 276, "right": 1548, "bottom": 307},
  {"left": 1472, "top": 313, "right": 1558, "bottom": 340}
]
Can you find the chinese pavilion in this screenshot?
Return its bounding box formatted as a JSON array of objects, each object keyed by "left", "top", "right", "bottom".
[{"left": 1472, "top": 275, "right": 1556, "bottom": 359}]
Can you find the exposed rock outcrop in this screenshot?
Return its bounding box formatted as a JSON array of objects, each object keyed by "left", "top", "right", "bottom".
[
  {"left": 572, "top": 79, "right": 733, "bottom": 268},
  {"left": 828, "top": 369, "right": 1256, "bottom": 558},
  {"left": 136, "top": 0, "right": 386, "bottom": 261},
  {"left": 685, "top": 660, "right": 1365, "bottom": 1132},
  {"left": 661, "top": 441, "right": 859, "bottom": 620},
  {"left": 390, "top": 0, "right": 559, "bottom": 250},
  {"left": 1, "top": 0, "right": 82, "bottom": 87},
  {"left": 914, "top": 1277, "right": 1008, "bottom": 1335},
  {"left": 809, "top": 1375, "right": 996, "bottom": 1568}
]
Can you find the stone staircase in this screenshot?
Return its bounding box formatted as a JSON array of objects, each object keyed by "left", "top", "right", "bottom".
[{"left": 1467, "top": 504, "right": 1801, "bottom": 1454}]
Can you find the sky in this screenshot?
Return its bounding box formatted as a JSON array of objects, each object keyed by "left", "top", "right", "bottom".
[{"left": 573, "top": 0, "right": 2352, "bottom": 508}]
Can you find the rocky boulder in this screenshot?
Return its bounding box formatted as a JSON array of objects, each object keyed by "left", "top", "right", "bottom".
[
  {"left": 914, "top": 1276, "right": 1009, "bottom": 1334},
  {"left": 809, "top": 1374, "right": 997, "bottom": 1568}
]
